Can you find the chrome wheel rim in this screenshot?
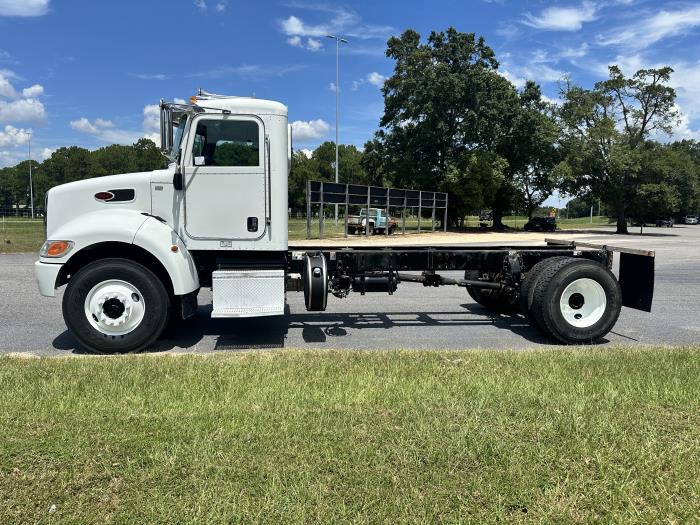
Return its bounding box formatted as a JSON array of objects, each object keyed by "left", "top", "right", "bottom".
[
  {"left": 559, "top": 278, "right": 606, "bottom": 328},
  {"left": 84, "top": 280, "right": 146, "bottom": 336}
]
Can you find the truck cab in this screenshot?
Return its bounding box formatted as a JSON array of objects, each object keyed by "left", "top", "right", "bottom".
[
  {"left": 347, "top": 208, "right": 397, "bottom": 235},
  {"left": 35, "top": 91, "right": 292, "bottom": 352}
]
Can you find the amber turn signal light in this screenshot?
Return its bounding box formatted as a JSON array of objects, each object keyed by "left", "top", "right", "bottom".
[{"left": 40, "top": 240, "right": 74, "bottom": 258}]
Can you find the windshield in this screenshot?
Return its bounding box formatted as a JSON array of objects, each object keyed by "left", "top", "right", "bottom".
[{"left": 169, "top": 116, "right": 189, "bottom": 161}]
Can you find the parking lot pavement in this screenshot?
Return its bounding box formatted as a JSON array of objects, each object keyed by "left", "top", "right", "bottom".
[{"left": 1, "top": 225, "right": 699, "bottom": 356}]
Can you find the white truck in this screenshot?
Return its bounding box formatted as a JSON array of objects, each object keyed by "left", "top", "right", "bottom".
[{"left": 35, "top": 91, "right": 655, "bottom": 353}]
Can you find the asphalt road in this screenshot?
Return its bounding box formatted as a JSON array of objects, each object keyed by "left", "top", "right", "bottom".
[{"left": 2, "top": 225, "right": 699, "bottom": 355}]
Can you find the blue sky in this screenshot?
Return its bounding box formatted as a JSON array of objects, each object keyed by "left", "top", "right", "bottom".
[{"left": 1, "top": 0, "right": 700, "bottom": 168}]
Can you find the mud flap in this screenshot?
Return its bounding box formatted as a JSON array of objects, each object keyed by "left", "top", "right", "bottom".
[{"left": 619, "top": 252, "right": 654, "bottom": 312}]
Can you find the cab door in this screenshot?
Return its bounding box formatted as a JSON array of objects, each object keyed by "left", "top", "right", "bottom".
[{"left": 183, "top": 115, "right": 267, "bottom": 240}]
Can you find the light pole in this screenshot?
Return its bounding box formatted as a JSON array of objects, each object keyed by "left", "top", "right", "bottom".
[
  {"left": 27, "top": 131, "right": 34, "bottom": 219},
  {"left": 327, "top": 34, "right": 347, "bottom": 226}
]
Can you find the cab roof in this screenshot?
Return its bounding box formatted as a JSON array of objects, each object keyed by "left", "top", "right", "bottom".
[{"left": 195, "top": 94, "right": 288, "bottom": 116}]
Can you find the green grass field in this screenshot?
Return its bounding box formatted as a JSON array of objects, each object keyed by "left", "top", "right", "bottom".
[
  {"left": 2, "top": 348, "right": 699, "bottom": 523},
  {"left": 1, "top": 217, "right": 46, "bottom": 253}
]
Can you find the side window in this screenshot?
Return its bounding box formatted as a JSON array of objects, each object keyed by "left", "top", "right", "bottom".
[{"left": 191, "top": 119, "right": 260, "bottom": 167}]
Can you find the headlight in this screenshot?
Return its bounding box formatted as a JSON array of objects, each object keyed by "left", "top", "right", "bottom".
[{"left": 40, "top": 240, "right": 74, "bottom": 258}]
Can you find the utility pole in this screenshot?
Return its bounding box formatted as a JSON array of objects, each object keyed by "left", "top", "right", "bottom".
[
  {"left": 327, "top": 34, "right": 348, "bottom": 226},
  {"left": 28, "top": 131, "right": 34, "bottom": 219}
]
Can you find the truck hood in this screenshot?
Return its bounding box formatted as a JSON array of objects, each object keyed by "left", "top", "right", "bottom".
[{"left": 45, "top": 168, "right": 173, "bottom": 239}]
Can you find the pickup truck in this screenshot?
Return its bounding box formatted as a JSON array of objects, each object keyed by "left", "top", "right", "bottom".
[{"left": 347, "top": 208, "right": 398, "bottom": 235}]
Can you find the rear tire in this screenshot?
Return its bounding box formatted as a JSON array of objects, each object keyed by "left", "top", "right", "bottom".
[
  {"left": 519, "top": 256, "right": 574, "bottom": 325},
  {"left": 531, "top": 258, "right": 621, "bottom": 344},
  {"left": 62, "top": 258, "right": 170, "bottom": 353},
  {"left": 465, "top": 271, "right": 518, "bottom": 313}
]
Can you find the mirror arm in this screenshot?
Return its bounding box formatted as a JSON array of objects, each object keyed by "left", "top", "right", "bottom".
[{"left": 173, "top": 149, "right": 184, "bottom": 191}]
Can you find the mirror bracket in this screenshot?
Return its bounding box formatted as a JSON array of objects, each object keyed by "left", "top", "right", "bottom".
[{"left": 173, "top": 149, "right": 184, "bottom": 190}]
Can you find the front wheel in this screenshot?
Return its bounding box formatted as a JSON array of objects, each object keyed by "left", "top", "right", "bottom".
[{"left": 62, "top": 258, "right": 171, "bottom": 353}]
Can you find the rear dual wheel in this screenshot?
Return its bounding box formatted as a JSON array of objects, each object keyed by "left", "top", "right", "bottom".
[{"left": 522, "top": 257, "right": 622, "bottom": 344}]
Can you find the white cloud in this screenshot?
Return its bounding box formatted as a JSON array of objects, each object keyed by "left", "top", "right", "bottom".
[
  {"left": 278, "top": 6, "right": 393, "bottom": 41},
  {"left": 132, "top": 73, "right": 169, "bottom": 80},
  {"left": 70, "top": 116, "right": 142, "bottom": 145},
  {"left": 523, "top": 1, "right": 597, "bottom": 31},
  {"left": 21, "top": 84, "right": 43, "bottom": 98},
  {"left": 352, "top": 72, "right": 387, "bottom": 91},
  {"left": 0, "top": 98, "right": 46, "bottom": 123},
  {"left": 499, "top": 50, "right": 566, "bottom": 87},
  {"left": 596, "top": 5, "right": 700, "bottom": 50},
  {"left": 70, "top": 103, "right": 169, "bottom": 146},
  {"left": 299, "top": 148, "right": 313, "bottom": 158},
  {"left": 0, "top": 0, "right": 50, "bottom": 16},
  {"left": 287, "top": 36, "right": 302, "bottom": 47},
  {"left": 669, "top": 104, "right": 700, "bottom": 141},
  {"left": 194, "top": 0, "right": 206, "bottom": 11},
  {"left": 39, "top": 147, "right": 54, "bottom": 160},
  {"left": 215, "top": 2, "right": 226, "bottom": 12},
  {"left": 291, "top": 119, "right": 330, "bottom": 141},
  {"left": 366, "top": 72, "right": 386, "bottom": 87},
  {"left": 559, "top": 43, "right": 589, "bottom": 59},
  {"left": 329, "top": 82, "right": 337, "bottom": 92},
  {"left": 286, "top": 35, "right": 323, "bottom": 52},
  {"left": 0, "top": 124, "right": 30, "bottom": 147},
  {"left": 306, "top": 38, "right": 322, "bottom": 52},
  {"left": 0, "top": 72, "right": 16, "bottom": 98},
  {"left": 142, "top": 104, "right": 161, "bottom": 145},
  {"left": 188, "top": 63, "right": 306, "bottom": 79},
  {"left": 70, "top": 117, "right": 100, "bottom": 134},
  {"left": 0, "top": 71, "right": 46, "bottom": 140},
  {"left": 541, "top": 94, "right": 562, "bottom": 106},
  {"left": 498, "top": 69, "right": 526, "bottom": 89}
]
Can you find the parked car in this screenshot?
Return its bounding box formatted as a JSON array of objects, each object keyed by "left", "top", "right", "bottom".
[
  {"left": 684, "top": 215, "right": 698, "bottom": 225},
  {"left": 347, "top": 208, "right": 398, "bottom": 235},
  {"left": 655, "top": 217, "right": 674, "bottom": 227},
  {"left": 523, "top": 216, "right": 557, "bottom": 232}
]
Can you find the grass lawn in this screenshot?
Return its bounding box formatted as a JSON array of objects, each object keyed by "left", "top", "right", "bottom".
[
  {"left": 1, "top": 347, "right": 699, "bottom": 523},
  {"left": 1, "top": 217, "right": 45, "bottom": 253}
]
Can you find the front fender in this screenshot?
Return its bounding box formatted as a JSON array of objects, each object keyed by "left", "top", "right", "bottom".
[
  {"left": 133, "top": 217, "right": 199, "bottom": 295},
  {"left": 39, "top": 210, "right": 199, "bottom": 296},
  {"left": 41, "top": 209, "right": 149, "bottom": 262}
]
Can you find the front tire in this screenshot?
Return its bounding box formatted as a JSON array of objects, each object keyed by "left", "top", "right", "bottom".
[{"left": 62, "top": 258, "right": 170, "bottom": 353}]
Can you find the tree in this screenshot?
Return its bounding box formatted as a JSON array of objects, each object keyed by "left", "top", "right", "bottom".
[
  {"left": 505, "top": 82, "right": 561, "bottom": 219},
  {"left": 668, "top": 140, "right": 700, "bottom": 216},
  {"left": 558, "top": 66, "right": 679, "bottom": 233},
  {"left": 0, "top": 139, "right": 165, "bottom": 211},
  {"left": 366, "top": 28, "right": 519, "bottom": 225},
  {"left": 287, "top": 143, "right": 368, "bottom": 211}
]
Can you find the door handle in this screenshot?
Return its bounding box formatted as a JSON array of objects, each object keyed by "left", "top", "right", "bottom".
[{"left": 247, "top": 217, "right": 259, "bottom": 232}]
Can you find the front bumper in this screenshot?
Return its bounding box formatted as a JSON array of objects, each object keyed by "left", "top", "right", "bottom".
[{"left": 35, "top": 260, "right": 63, "bottom": 297}]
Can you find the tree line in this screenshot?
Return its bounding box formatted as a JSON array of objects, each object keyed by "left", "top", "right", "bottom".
[
  {"left": 0, "top": 139, "right": 164, "bottom": 212},
  {"left": 2, "top": 28, "right": 700, "bottom": 233},
  {"left": 295, "top": 28, "right": 700, "bottom": 233}
]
